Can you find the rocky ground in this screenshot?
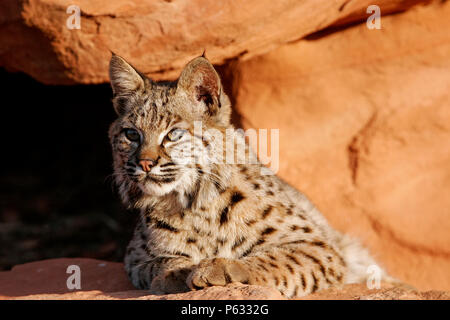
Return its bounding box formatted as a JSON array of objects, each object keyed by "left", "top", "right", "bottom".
[{"left": 1, "top": 258, "right": 448, "bottom": 300}]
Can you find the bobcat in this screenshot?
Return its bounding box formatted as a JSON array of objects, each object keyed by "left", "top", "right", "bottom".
[{"left": 108, "top": 53, "right": 395, "bottom": 297}]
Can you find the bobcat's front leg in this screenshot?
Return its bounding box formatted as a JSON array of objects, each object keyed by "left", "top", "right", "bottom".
[
  {"left": 148, "top": 256, "right": 196, "bottom": 294},
  {"left": 125, "top": 235, "right": 196, "bottom": 295},
  {"left": 126, "top": 253, "right": 195, "bottom": 294}
]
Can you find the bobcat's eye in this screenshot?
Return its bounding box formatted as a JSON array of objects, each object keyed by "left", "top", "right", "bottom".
[
  {"left": 124, "top": 128, "right": 140, "bottom": 142},
  {"left": 167, "top": 129, "right": 186, "bottom": 142}
]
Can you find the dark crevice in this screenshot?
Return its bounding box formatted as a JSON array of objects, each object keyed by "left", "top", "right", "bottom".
[{"left": 0, "top": 68, "right": 135, "bottom": 270}]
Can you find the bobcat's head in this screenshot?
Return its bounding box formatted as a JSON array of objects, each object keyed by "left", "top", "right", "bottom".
[{"left": 108, "top": 54, "right": 232, "bottom": 207}]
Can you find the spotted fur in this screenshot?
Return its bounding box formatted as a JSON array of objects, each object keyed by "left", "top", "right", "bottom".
[{"left": 108, "top": 54, "right": 397, "bottom": 297}]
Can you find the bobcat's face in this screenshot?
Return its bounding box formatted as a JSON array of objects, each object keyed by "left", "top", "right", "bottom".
[
  {"left": 110, "top": 94, "right": 197, "bottom": 197},
  {"left": 108, "top": 54, "right": 231, "bottom": 202}
]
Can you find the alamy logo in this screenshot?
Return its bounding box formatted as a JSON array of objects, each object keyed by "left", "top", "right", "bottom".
[
  {"left": 366, "top": 265, "right": 382, "bottom": 289},
  {"left": 66, "top": 5, "right": 81, "bottom": 30},
  {"left": 167, "top": 121, "right": 280, "bottom": 175},
  {"left": 66, "top": 265, "right": 81, "bottom": 290},
  {"left": 366, "top": 5, "right": 381, "bottom": 30}
]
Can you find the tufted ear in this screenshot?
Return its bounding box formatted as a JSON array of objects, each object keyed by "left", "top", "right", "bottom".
[
  {"left": 176, "top": 57, "right": 230, "bottom": 125},
  {"left": 109, "top": 53, "right": 146, "bottom": 115}
]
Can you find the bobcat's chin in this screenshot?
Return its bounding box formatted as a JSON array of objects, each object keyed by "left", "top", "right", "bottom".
[
  {"left": 138, "top": 179, "right": 179, "bottom": 197},
  {"left": 136, "top": 170, "right": 195, "bottom": 198}
]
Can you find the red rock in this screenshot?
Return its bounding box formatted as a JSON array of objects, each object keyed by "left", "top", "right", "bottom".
[
  {"left": 0, "top": 0, "right": 430, "bottom": 84},
  {"left": 229, "top": 1, "right": 450, "bottom": 291},
  {"left": 0, "top": 258, "right": 284, "bottom": 300},
  {"left": 1, "top": 258, "right": 448, "bottom": 300},
  {"left": 0, "top": 258, "right": 135, "bottom": 298},
  {"left": 298, "top": 284, "right": 450, "bottom": 300}
]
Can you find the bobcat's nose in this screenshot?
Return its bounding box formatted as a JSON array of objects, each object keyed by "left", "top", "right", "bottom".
[{"left": 138, "top": 158, "right": 156, "bottom": 172}]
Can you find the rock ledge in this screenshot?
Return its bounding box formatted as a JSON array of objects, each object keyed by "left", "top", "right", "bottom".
[{"left": 0, "top": 258, "right": 448, "bottom": 300}]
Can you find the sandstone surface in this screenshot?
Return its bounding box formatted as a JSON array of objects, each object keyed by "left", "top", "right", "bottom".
[
  {"left": 0, "top": 0, "right": 431, "bottom": 84},
  {"left": 1, "top": 258, "right": 448, "bottom": 300}
]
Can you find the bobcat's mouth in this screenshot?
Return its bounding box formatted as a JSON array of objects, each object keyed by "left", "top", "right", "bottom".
[
  {"left": 144, "top": 173, "right": 177, "bottom": 184},
  {"left": 125, "top": 164, "right": 178, "bottom": 184}
]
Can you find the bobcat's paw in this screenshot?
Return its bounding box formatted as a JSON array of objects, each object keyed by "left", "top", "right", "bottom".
[
  {"left": 186, "top": 258, "right": 251, "bottom": 290},
  {"left": 150, "top": 268, "right": 192, "bottom": 294}
]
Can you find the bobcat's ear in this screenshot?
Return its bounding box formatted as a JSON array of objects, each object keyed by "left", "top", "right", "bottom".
[
  {"left": 176, "top": 57, "right": 230, "bottom": 124},
  {"left": 109, "top": 53, "right": 146, "bottom": 115}
]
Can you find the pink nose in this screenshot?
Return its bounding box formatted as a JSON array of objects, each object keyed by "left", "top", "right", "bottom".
[{"left": 138, "top": 159, "right": 155, "bottom": 172}]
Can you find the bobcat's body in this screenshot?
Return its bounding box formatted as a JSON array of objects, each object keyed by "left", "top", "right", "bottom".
[{"left": 108, "top": 54, "right": 392, "bottom": 297}]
